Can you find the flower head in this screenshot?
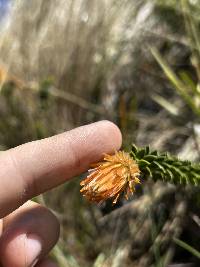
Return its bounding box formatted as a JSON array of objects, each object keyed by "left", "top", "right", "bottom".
[{"left": 80, "top": 151, "right": 140, "bottom": 204}]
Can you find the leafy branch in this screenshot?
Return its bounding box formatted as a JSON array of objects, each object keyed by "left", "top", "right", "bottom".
[{"left": 130, "top": 144, "right": 200, "bottom": 186}]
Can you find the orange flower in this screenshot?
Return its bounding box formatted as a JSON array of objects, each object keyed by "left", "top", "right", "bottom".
[{"left": 80, "top": 151, "right": 140, "bottom": 204}]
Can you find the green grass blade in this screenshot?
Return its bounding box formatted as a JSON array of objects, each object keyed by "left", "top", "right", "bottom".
[{"left": 174, "top": 237, "right": 200, "bottom": 260}]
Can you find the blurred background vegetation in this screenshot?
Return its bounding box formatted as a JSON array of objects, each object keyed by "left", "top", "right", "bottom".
[{"left": 1, "top": 0, "right": 200, "bottom": 266}]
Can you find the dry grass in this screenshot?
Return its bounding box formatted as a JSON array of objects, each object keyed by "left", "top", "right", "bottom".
[{"left": 0, "top": 0, "right": 200, "bottom": 266}]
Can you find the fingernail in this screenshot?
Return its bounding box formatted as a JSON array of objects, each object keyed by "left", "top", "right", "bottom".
[{"left": 25, "top": 234, "right": 42, "bottom": 267}]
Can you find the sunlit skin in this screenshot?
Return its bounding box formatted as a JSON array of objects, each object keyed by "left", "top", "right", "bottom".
[
  {"left": 0, "top": 121, "right": 122, "bottom": 267},
  {"left": 80, "top": 151, "right": 140, "bottom": 204}
]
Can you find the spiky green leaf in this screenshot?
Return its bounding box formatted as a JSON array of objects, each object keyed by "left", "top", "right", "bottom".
[{"left": 130, "top": 145, "right": 200, "bottom": 186}]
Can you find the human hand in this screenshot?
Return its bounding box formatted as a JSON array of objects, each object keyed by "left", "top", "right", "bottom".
[{"left": 0, "top": 121, "right": 122, "bottom": 267}]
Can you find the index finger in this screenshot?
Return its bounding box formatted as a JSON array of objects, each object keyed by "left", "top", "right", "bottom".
[{"left": 0, "top": 121, "right": 122, "bottom": 218}]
